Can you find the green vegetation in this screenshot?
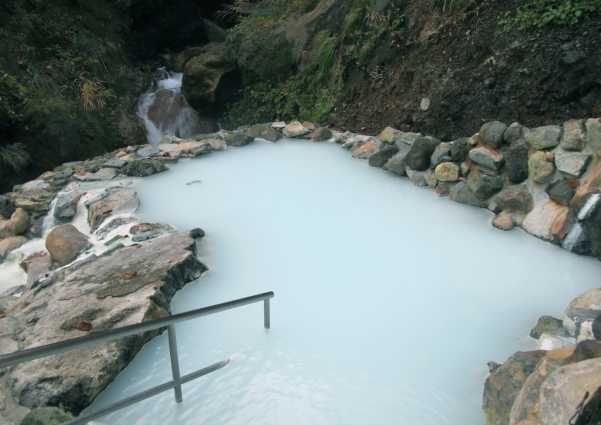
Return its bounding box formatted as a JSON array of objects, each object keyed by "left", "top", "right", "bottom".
[
  {"left": 498, "top": 0, "right": 601, "bottom": 31},
  {"left": 0, "top": 143, "right": 31, "bottom": 178}
]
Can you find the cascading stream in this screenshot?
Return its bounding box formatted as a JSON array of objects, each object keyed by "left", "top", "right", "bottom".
[{"left": 137, "top": 69, "right": 215, "bottom": 144}]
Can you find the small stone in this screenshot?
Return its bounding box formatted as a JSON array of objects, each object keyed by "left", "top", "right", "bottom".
[
  {"left": 546, "top": 179, "right": 576, "bottom": 206},
  {"left": 585, "top": 118, "right": 601, "bottom": 155},
  {"left": 434, "top": 162, "right": 460, "bottom": 182},
  {"left": 467, "top": 170, "right": 503, "bottom": 199},
  {"left": 529, "top": 151, "right": 556, "bottom": 184},
  {"left": 405, "top": 137, "right": 441, "bottom": 171},
  {"left": 450, "top": 138, "right": 470, "bottom": 163},
  {"left": 425, "top": 169, "right": 437, "bottom": 187},
  {"left": 560, "top": 50, "right": 581, "bottom": 65},
  {"left": 555, "top": 152, "right": 592, "bottom": 177},
  {"left": 400, "top": 133, "right": 421, "bottom": 145},
  {"left": 282, "top": 121, "right": 309, "bottom": 138},
  {"left": 504, "top": 122, "right": 524, "bottom": 144},
  {"left": 495, "top": 185, "right": 533, "bottom": 212},
  {"left": 368, "top": 145, "right": 399, "bottom": 167},
  {"left": 567, "top": 178, "right": 580, "bottom": 188},
  {"left": 312, "top": 127, "right": 332, "bottom": 141},
  {"left": 479, "top": 121, "right": 507, "bottom": 148},
  {"left": 383, "top": 156, "right": 406, "bottom": 176},
  {"left": 449, "top": 182, "right": 488, "bottom": 208},
  {"left": 492, "top": 213, "right": 515, "bottom": 231},
  {"left": 430, "top": 143, "right": 451, "bottom": 166},
  {"left": 420, "top": 98, "right": 430, "bottom": 111},
  {"left": 435, "top": 182, "right": 450, "bottom": 197},
  {"left": 525, "top": 125, "right": 561, "bottom": 150},
  {"left": 469, "top": 147, "right": 504, "bottom": 170},
  {"left": 561, "top": 119, "right": 586, "bottom": 151}
]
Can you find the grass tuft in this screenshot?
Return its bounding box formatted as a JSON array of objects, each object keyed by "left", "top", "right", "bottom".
[
  {"left": 0, "top": 144, "right": 31, "bottom": 176},
  {"left": 316, "top": 32, "right": 338, "bottom": 82}
]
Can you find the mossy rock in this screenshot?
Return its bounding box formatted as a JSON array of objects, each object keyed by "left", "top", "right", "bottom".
[{"left": 21, "top": 407, "right": 74, "bottom": 425}]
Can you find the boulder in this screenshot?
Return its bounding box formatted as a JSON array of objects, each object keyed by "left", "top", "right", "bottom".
[
  {"left": 546, "top": 179, "right": 575, "bottom": 206},
  {"left": 379, "top": 127, "right": 402, "bottom": 144},
  {"left": 495, "top": 185, "right": 534, "bottom": 212},
  {"left": 561, "top": 119, "right": 586, "bottom": 151},
  {"left": 54, "top": 191, "right": 84, "bottom": 224},
  {"left": 483, "top": 350, "right": 547, "bottom": 425},
  {"left": 449, "top": 182, "right": 488, "bottom": 208},
  {"left": 383, "top": 156, "right": 407, "bottom": 176},
  {"left": 585, "top": 118, "right": 601, "bottom": 155},
  {"left": 530, "top": 316, "right": 571, "bottom": 340},
  {"left": 539, "top": 359, "right": 601, "bottom": 424},
  {"left": 15, "top": 188, "right": 56, "bottom": 213},
  {"left": 0, "top": 237, "right": 27, "bottom": 262},
  {"left": 45, "top": 224, "right": 92, "bottom": 266},
  {"left": 434, "top": 162, "right": 460, "bottom": 182},
  {"left": 352, "top": 140, "right": 380, "bottom": 160},
  {"left": 480, "top": 121, "right": 507, "bottom": 148},
  {"left": 525, "top": 126, "right": 561, "bottom": 150},
  {"left": 248, "top": 123, "right": 283, "bottom": 142},
  {"left": 181, "top": 43, "right": 237, "bottom": 108},
  {"left": 563, "top": 340, "right": 601, "bottom": 365},
  {"left": 504, "top": 122, "right": 525, "bottom": 144},
  {"left": 122, "top": 159, "right": 168, "bottom": 177},
  {"left": 555, "top": 152, "right": 592, "bottom": 177},
  {"left": 450, "top": 138, "right": 470, "bottom": 163},
  {"left": 563, "top": 288, "right": 601, "bottom": 338},
  {"left": 0, "top": 193, "right": 17, "bottom": 220},
  {"left": 6, "top": 230, "right": 207, "bottom": 415},
  {"left": 283, "top": 121, "right": 309, "bottom": 138},
  {"left": 202, "top": 19, "right": 226, "bottom": 43},
  {"left": 509, "top": 347, "right": 576, "bottom": 425},
  {"left": 20, "top": 407, "right": 74, "bottom": 425},
  {"left": 87, "top": 188, "right": 140, "bottom": 231},
  {"left": 522, "top": 201, "right": 569, "bottom": 240},
  {"left": 368, "top": 145, "right": 399, "bottom": 167},
  {"left": 399, "top": 132, "right": 421, "bottom": 145},
  {"left": 136, "top": 146, "right": 160, "bottom": 158},
  {"left": 302, "top": 121, "right": 315, "bottom": 131},
  {"left": 7, "top": 208, "right": 29, "bottom": 236},
  {"left": 467, "top": 170, "right": 503, "bottom": 199},
  {"left": 405, "top": 137, "right": 441, "bottom": 171},
  {"left": 492, "top": 212, "right": 515, "bottom": 231},
  {"left": 506, "top": 139, "right": 530, "bottom": 184},
  {"left": 528, "top": 151, "right": 556, "bottom": 184},
  {"left": 430, "top": 143, "right": 451, "bottom": 166},
  {"left": 469, "top": 146, "right": 504, "bottom": 170},
  {"left": 312, "top": 127, "right": 332, "bottom": 141}
]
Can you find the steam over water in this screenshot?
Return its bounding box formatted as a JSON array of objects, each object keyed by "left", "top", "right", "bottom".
[
  {"left": 137, "top": 70, "right": 213, "bottom": 144},
  {"left": 86, "top": 139, "right": 599, "bottom": 424}
]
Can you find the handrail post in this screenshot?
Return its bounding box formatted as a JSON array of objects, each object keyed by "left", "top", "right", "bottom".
[
  {"left": 264, "top": 299, "right": 270, "bottom": 329},
  {"left": 167, "top": 325, "right": 183, "bottom": 403}
]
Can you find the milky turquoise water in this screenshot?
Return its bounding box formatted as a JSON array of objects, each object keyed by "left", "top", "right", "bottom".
[{"left": 85, "top": 138, "right": 600, "bottom": 425}]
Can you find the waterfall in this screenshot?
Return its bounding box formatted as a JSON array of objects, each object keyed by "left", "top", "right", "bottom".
[{"left": 137, "top": 68, "right": 217, "bottom": 145}]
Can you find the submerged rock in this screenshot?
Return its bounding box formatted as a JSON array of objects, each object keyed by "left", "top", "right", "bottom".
[{"left": 6, "top": 230, "right": 208, "bottom": 415}]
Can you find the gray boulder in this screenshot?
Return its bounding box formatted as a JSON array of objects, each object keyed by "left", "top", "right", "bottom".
[
  {"left": 525, "top": 125, "right": 561, "bottom": 150},
  {"left": 122, "top": 159, "right": 168, "bottom": 177},
  {"left": 504, "top": 122, "right": 524, "bottom": 144},
  {"left": 312, "top": 127, "right": 332, "bottom": 141},
  {"left": 87, "top": 188, "right": 140, "bottom": 231},
  {"left": 383, "top": 156, "right": 407, "bottom": 176},
  {"left": 15, "top": 188, "right": 56, "bottom": 213},
  {"left": 505, "top": 139, "right": 530, "bottom": 184},
  {"left": 54, "top": 191, "right": 84, "bottom": 224},
  {"left": 369, "top": 145, "right": 399, "bottom": 168},
  {"left": 247, "top": 124, "right": 282, "bottom": 142},
  {"left": 450, "top": 138, "right": 470, "bottom": 163},
  {"left": 225, "top": 132, "right": 255, "bottom": 147},
  {"left": 469, "top": 147, "right": 504, "bottom": 170},
  {"left": 449, "top": 182, "right": 488, "bottom": 208},
  {"left": 430, "top": 143, "right": 451, "bottom": 166},
  {"left": 480, "top": 121, "right": 507, "bottom": 148},
  {"left": 561, "top": 119, "right": 586, "bottom": 151},
  {"left": 546, "top": 179, "right": 576, "bottom": 206},
  {"left": 7, "top": 208, "right": 29, "bottom": 236},
  {"left": 405, "top": 137, "right": 441, "bottom": 171},
  {"left": 467, "top": 170, "right": 503, "bottom": 199},
  {"left": 45, "top": 224, "right": 92, "bottom": 266},
  {"left": 530, "top": 316, "right": 571, "bottom": 339},
  {"left": 555, "top": 152, "right": 592, "bottom": 177},
  {"left": 495, "top": 185, "right": 533, "bottom": 212},
  {"left": 136, "top": 146, "right": 160, "bottom": 158}
]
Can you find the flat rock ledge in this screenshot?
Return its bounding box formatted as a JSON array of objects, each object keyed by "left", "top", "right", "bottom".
[{"left": 4, "top": 229, "right": 207, "bottom": 415}]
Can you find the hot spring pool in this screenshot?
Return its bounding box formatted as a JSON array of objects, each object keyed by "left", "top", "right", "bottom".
[{"left": 84, "top": 138, "right": 600, "bottom": 424}]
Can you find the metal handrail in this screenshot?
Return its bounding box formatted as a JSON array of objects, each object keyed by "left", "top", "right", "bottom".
[{"left": 0, "top": 291, "right": 274, "bottom": 424}]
